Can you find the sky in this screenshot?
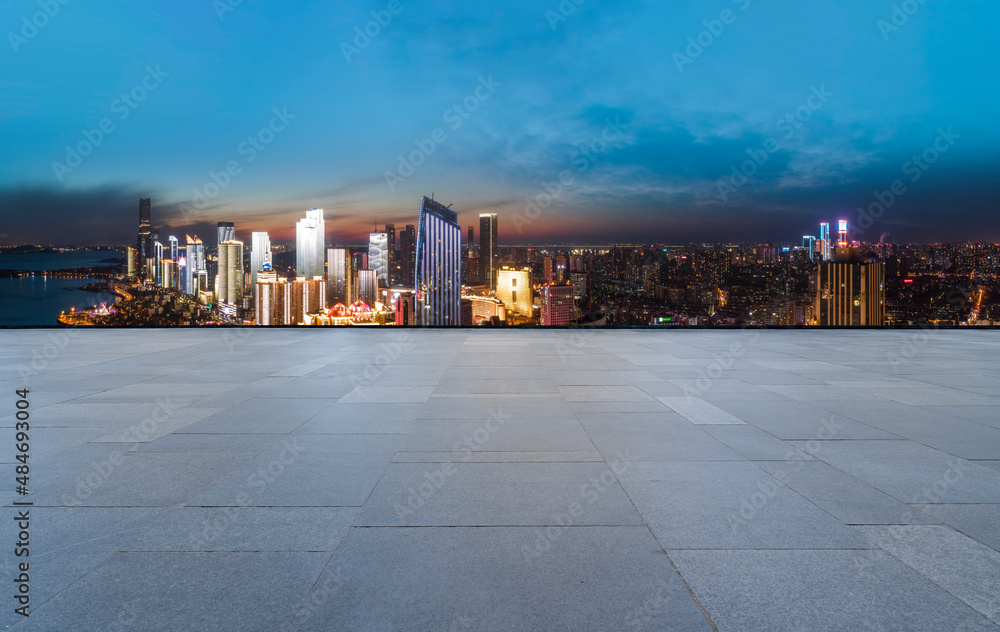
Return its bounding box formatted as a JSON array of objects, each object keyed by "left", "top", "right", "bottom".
[{"left": 1, "top": 0, "right": 998, "bottom": 246}]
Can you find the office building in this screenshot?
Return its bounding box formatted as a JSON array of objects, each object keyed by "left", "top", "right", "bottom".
[
  {"left": 496, "top": 267, "right": 532, "bottom": 316},
  {"left": 819, "top": 222, "right": 831, "bottom": 261},
  {"left": 255, "top": 263, "right": 281, "bottom": 325},
  {"left": 218, "top": 239, "right": 244, "bottom": 308},
  {"left": 217, "top": 222, "right": 235, "bottom": 250},
  {"left": 168, "top": 236, "right": 179, "bottom": 288},
  {"left": 369, "top": 232, "right": 389, "bottom": 285},
  {"left": 296, "top": 209, "right": 325, "bottom": 278},
  {"left": 394, "top": 292, "right": 415, "bottom": 326},
  {"left": 326, "top": 247, "right": 351, "bottom": 306},
  {"left": 479, "top": 212, "right": 498, "bottom": 291},
  {"left": 814, "top": 258, "right": 885, "bottom": 326},
  {"left": 802, "top": 236, "right": 816, "bottom": 261},
  {"left": 400, "top": 224, "right": 417, "bottom": 286},
  {"left": 463, "top": 295, "right": 506, "bottom": 324},
  {"left": 837, "top": 219, "right": 848, "bottom": 249},
  {"left": 461, "top": 298, "right": 473, "bottom": 327},
  {"left": 544, "top": 255, "right": 553, "bottom": 284},
  {"left": 137, "top": 198, "right": 151, "bottom": 266},
  {"left": 126, "top": 247, "right": 136, "bottom": 277},
  {"left": 541, "top": 283, "right": 576, "bottom": 326},
  {"left": 183, "top": 235, "right": 206, "bottom": 297},
  {"left": 415, "top": 196, "right": 462, "bottom": 326},
  {"left": 357, "top": 269, "right": 378, "bottom": 308},
  {"left": 153, "top": 241, "right": 164, "bottom": 286}
]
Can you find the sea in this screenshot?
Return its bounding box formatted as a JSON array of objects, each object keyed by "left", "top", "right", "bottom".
[{"left": 0, "top": 251, "right": 122, "bottom": 326}]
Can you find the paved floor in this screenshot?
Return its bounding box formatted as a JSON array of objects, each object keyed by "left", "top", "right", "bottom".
[{"left": 2, "top": 328, "right": 1000, "bottom": 631}]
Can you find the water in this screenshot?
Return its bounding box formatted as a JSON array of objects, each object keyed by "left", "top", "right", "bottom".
[{"left": 0, "top": 251, "right": 122, "bottom": 326}]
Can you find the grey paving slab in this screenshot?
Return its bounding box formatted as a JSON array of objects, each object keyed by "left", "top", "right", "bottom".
[
  {"left": 390, "top": 450, "right": 605, "bottom": 463},
  {"left": 356, "top": 461, "right": 643, "bottom": 526},
  {"left": 191, "top": 434, "right": 401, "bottom": 507},
  {"left": 755, "top": 460, "right": 939, "bottom": 525},
  {"left": 911, "top": 503, "right": 1000, "bottom": 552},
  {"left": 856, "top": 525, "right": 1000, "bottom": 624},
  {"left": 701, "top": 425, "right": 813, "bottom": 461},
  {"left": 288, "top": 526, "right": 713, "bottom": 631},
  {"left": 400, "top": 417, "right": 594, "bottom": 452},
  {"left": 433, "top": 379, "right": 559, "bottom": 394},
  {"left": 130, "top": 432, "right": 283, "bottom": 453},
  {"left": 419, "top": 395, "right": 574, "bottom": 419},
  {"left": 16, "top": 552, "right": 329, "bottom": 632},
  {"left": 179, "top": 398, "right": 333, "bottom": 434},
  {"left": 670, "top": 549, "right": 998, "bottom": 632},
  {"left": 658, "top": 397, "right": 746, "bottom": 424},
  {"left": 557, "top": 384, "right": 656, "bottom": 402},
  {"left": 618, "top": 461, "right": 871, "bottom": 549},
  {"left": 123, "top": 507, "right": 357, "bottom": 552},
  {"left": 797, "top": 440, "right": 1000, "bottom": 503},
  {"left": 713, "top": 400, "right": 897, "bottom": 439},
  {"left": 580, "top": 417, "right": 744, "bottom": 462}
]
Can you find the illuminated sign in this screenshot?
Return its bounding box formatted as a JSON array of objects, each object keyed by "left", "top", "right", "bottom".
[{"left": 838, "top": 220, "right": 848, "bottom": 231}]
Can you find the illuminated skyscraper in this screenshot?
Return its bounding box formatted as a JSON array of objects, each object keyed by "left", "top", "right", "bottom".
[
  {"left": 544, "top": 255, "right": 553, "bottom": 284},
  {"left": 153, "top": 241, "right": 164, "bottom": 286},
  {"left": 541, "top": 284, "right": 576, "bottom": 326},
  {"left": 400, "top": 224, "right": 417, "bottom": 286},
  {"left": 496, "top": 267, "right": 532, "bottom": 316},
  {"left": 183, "top": 235, "right": 205, "bottom": 296},
  {"left": 802, "top": 236, "right": 816, "bottom": 261},
  {"left": 126, "top": 247, "right": 136, "bottom": 277},
  {"left": 357, "top": 269, "right": 378, "bottom": 307},
  {"left": 218, "top": 239, "right": 244, "bottom": 308},
  {"left": 369, "top": 232, "right": 389, "bottom": 285},
  {"left": 479, "top": 212, "right": 498, "bottom": 291},
  {"left": 296, "top": 209, "right": 325, "bottom": 278},
  {"left": 815, "top": 259, "right": 885, "bottom": 326},
  {"left": 168, "top": 236, "right": 179, "bottom": 288},
  {"left": 837, "top": 219, "right": 848, "bottom": 249},
  {"left": 255, "top": 262, "right": 281, "bottom": 325},
  {"left": 819, "top": 222, "right": 831, "bottom": 260},
  {"left": 251, "top": 232, "right": 271, "bottom": 291},
  {"left": 385, "top": 223, "right": 396, "bottom": 285},
  {"left": 415, "top": 196, "right": 461, "bottom": 326},
  {"left": 137, "top": 198, "right": 151, "bottom": 266},
  {"left": 326, "top": 248, "right": 351, "bottom": 305}
]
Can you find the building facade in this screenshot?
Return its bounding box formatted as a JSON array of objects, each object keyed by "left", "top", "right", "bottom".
[{"left": 415, "top": 197, "right": 461, "bottom": 326}]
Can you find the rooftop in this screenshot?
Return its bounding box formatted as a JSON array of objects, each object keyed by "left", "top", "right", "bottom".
[{"left": 3, "top": 329, "right": 1000, "bottom": 630}]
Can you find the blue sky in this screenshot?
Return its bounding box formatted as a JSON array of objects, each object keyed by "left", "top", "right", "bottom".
[{"left": 1, "top": 0, "right": 998, "bottom": 245}]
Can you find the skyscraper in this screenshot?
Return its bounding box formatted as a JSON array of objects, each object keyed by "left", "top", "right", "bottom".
[
  {"left": 467, "top": 226, "right": 474, "bottom": 253},
  {"left": 368, "top": 232, "right": 389, "bottom": 285},
  {"left": 479, "top": 212, "right": 498, "bottom": 291},
  {"left": 217, "top": 222, "right": 236, "bottom": 251},
  {"left": 255, "top": 262, "right": 281, "bottom": 325},
  {"left": 385, "top": 223, "right": 396, "bottom": 285},
  {"left": 126, "top": 247, "right": 136, "bottom": 277},
  {"left": 814, "top": 259, "right": 885, "bottom": 326},
  {"left": 296, "top": 209, "right": 325, "bottom": 278},
  {"left": 541, "top": 284, "right": 576, "bottom": 326},
  {"left": 168, "top": 236, "right": 179, "bottom": 288},
  {"left": 415, "top": 196, "right": 461, "bottom": 326},
  {"left": 137, "top": 198, "right": 151, "bottom": 266},
  {"left": 326, "top": 247, "right": 351, "bottom": 306},
  {"left": 251, "top": 232, "right": 271, "bottom": 291},
  {"left": 819, "top": 222, "right": 831, "bottom": 260},
  {"left": 837, "top": 219, "right": 848, "bottom": 249},
  {"left": 357, "top": 269, "right": 378, "bottom": 307},
  {"left": 400, "top": 224, "right": 416, "bottom": 286},
  {"left": 183, "top": 235, "right": 205, "bottom": 296},
  {"left": 218, "top": 239, "right": 244, "bottom": 308},
  {"left": 802, "top": 236, "right": 816, "bottom": 261},
  {"left": 496, "top": 267, "right": 532, "bottom": 316},
  {"left": 153, "top": 240, "right": 164, "bottom": 286}
]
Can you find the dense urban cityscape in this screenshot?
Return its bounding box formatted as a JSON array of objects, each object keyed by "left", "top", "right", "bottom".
[{"left": 2, "top": 196, "right": 997, "bottom": 328}]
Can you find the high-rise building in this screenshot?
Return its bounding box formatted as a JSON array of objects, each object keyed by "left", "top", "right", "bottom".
[
  {"left": 496, "top": 267, "right": 532, "bottom": 316},
  {"left": 544, "top": 255, "right": 553, "bottom": 284},
  {"left": 218, "top": 239, "right": 244, "bottom": 308},
  {"left": 467, "top": 226, "right": 474, "bottom": 254},
  {"left": 802, "top": 236, "right": 816, "bottom": 262},
  {"left": 814, "top": 258, "right": 885, "bottom": 326},
  {"left": 326, "top": 247, "right": 351, "bottom": 306},
  {"left": 479, "top": 212, "right": 498, "bottom": 291},
  {"left": 153, "top": 241, "right": 164, "bottom": 286},
  {"left": 137, "top": 198, "right": 151, "bottom": 266},
  {"left": 385, "top": 223, "right": 397, "bottom": 285},
  {"left": 296, "top": 209, "right": 325, "bottom": 278},
  {"left": 819, "top": 222, "right": 831, "bottom": 260},
  {"left": 394, "top": 291, "right": 415, "bottom": 326},
  {"left": 216, "top": 222, "right": 235, "bottom": 252},
  {"left": 168, "top": 236, "right": 179, "bottom": 288},
  {"left": 160, "top": 259, "right": 173, "bottom": 289},
  {"left": 357, "top": 269, "right": 379, "bottom": 307},
  {"left": 541, "top": 283, "right": 576, "bottom": 326},
  {"left": 126, "top": 247, "right": 136, "bottom": 277},
  {"left": 837, "top": 219, "right": 848, "bottom": 249},
  {"left": 255, "top": 263, "right": 281, "bottom": 325},
  {"left": 415, "top": 196, "right": 461, "bottom": 326},
  {"left": 400, "top": 224, "right": 417, "bottom": 286},
  {"left": 251, "top": 232, "right": 271, "bottom": 291},
  {"left": 369, "top": 232, "right": 389, "bottom": 285},
  {"left": 460, "top": 298, "right": 473, "bottom": 327},
  {"left": 183, "top": 235, "right": 206, "bottom": 296}
]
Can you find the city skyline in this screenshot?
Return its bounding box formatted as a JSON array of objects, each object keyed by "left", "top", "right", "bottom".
[{"left": 2, "top": 2, "right": 999, "bottom": 246}]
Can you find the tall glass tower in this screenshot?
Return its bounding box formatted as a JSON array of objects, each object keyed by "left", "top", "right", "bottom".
[
  {"left": 326, "top": 247, "right": 351, "bottom": 305},
  {"left": 251, "top": 232, "right": 271, "bottom": 289},
  {"left": 137, "top": 198, "right": 151, "bottom": 266},
  {"left": 479, "top": 212, "right": 498, "bottom": 291},
  {"left": 415, "top": 196, "right": 461, "bottom": 326},
  {"left": 369, "top": 232, "right": 389, "bottom": 285},
  {"left": 218, "top": 240, "right": 244, "bottom": 307},
  {"left": 296, "top": 209, "right": 325, "bottom": 278}
]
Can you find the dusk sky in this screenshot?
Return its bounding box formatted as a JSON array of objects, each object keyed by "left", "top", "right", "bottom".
[{"left": 1, "top": 0, "right": 998, "bottom": 246}]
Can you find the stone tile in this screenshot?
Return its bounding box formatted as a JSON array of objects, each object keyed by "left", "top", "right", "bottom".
[
  {"left": 355, "top": 461, "right": 643, "bottom": 526},
  {"left": 618, "top": 461, "right": 871, "bottom": 549},
  {"left": 670, "top": 549, "right": 997, "bottom": 632},
  {"left": 701, "top": 425, "right": 813, "bottom": 461},
  {"left": 911, "top": 504, "right": 1000, "bottom": 552},
  {"left": 289, "top": 526, "right": 713, "bottom": 631},
  {"left": 16, "top": 552, "right": 329, "bottom": 632},
  {"left": 399, "top": 417, "right": 593, "bottom": 452},
  {"left": 557, "top": 384, "right": 656, "bottom": 402},
  {"left": 179, "top": 398, "right": 333, "bottom": 434},
  {"left": 123, "top": 507, "right": 357, "bottom": 552},
  {"left": 580, "top": 417, "right": 744, "bottom": 462},
  {"left": 657, "top": 397, "right": 746, "bottom": 424},
  {"left": 856, "top": 525, "right": 1000, "bottom": 624}
]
